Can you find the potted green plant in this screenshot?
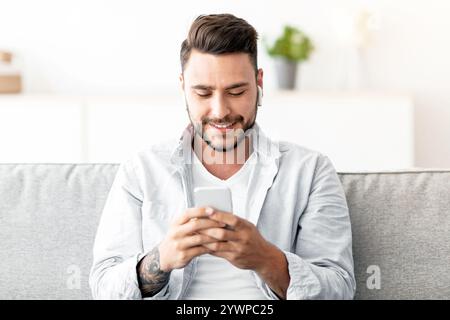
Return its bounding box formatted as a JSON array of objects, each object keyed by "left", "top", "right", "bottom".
[{"left": 265, "top": 25, "right": 314, "bottom": 90}]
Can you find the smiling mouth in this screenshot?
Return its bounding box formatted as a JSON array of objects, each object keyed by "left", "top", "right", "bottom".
[{"left": 209, "top": 122, "right": 236, "bottom": 130}]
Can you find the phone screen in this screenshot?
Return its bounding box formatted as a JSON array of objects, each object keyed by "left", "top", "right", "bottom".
[{"left": 193, "top": 186, "right": 233, "bottom": 213}]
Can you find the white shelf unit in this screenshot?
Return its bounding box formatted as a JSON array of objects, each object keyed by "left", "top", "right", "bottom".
[{"left": 0, "top": 92, "right": 414, "bottom": 171}]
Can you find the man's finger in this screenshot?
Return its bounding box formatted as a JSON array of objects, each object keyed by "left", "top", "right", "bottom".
[
  {"left": 175, "top": 207, "right": 214, "bottom": 225},
  {"left": 179, "top": 233, "right": 219, "bottom": 249},
  {"left": 197, "top": 227, "right": 239, "bottom": 241},
  {"left": 207, "top": 210, "right": 241, "bottom": 229},
  {"left": 176, "top": 217, "right": 226, "bottom": 237},
  {"left": 183, "top": 245, "right": 212, "bottom": 260},
  {"left": 202, "top": 240, "right": 235, "bottom": 252}
]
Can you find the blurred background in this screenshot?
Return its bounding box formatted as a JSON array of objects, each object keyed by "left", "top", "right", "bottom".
[{"left": 0, "top": 0, "right": 449, "bottom": 171}]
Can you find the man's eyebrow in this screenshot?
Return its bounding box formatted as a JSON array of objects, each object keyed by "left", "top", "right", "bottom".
[
  {"left": 224, "top": 82, "right": 249, "bottom": 90},
  {"left": 191, "top": 82, "right": 250, "bottom": 90},
  {"left": 191, "top": 84, "right": 214, "bottom": 90}
]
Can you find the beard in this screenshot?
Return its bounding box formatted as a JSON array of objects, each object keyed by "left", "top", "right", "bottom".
[{"left": 185, "top": 101, "right": 258, "bottom": 152}]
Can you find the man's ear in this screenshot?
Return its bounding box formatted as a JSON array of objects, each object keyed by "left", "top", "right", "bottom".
[
  {"left": 257, "top": 68, "right": 264, "bottom": 90},
  {"left": 179, "top": 74, "right": 185, "bottom": 92}
]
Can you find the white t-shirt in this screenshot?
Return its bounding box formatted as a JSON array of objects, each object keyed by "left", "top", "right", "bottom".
[{"left": 182, "top": 149, "right": 268, "bottom": 300}]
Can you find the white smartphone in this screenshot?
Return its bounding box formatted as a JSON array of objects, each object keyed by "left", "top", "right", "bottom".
[{"left": 193, "top": 186, "right": 233, "bottom": 213}]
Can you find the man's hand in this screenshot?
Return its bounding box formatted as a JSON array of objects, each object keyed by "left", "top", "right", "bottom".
[
  {"left": 198, "top": 209, "right": 290, "bottom": 299},
  {"left": 137, "top": 207, "right": 224, "bottom": 297},
  {"left": 158, "top": 207, "right": 226, "bottom": 272}
]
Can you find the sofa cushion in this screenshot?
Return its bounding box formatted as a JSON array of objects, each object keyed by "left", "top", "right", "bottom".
[
  {"left": 340, "top": 170, "right": 450, "bottom": 299},
  {"left": 0, "top": 164, "right": 117, "bottom": 299}
]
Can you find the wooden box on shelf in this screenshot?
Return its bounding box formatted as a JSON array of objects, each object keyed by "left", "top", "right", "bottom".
[{"left": 0, "top": 51, "right": 22, "bottom": 94}]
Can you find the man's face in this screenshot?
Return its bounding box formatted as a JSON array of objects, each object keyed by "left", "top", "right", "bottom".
[{"left": 181, "top": 49, "right": 263, "bottom": 152}]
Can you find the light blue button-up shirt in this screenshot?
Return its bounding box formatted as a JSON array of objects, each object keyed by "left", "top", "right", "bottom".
[{"left": 89, "top": 123, "right": 356, "bottom": 299}]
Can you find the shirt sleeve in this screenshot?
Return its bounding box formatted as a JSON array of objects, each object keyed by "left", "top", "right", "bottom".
[
  {"left": 88, "top": 160, "right": 170, "bottom": 300},
  {"left": 265, "top": 154, "right": 356, "bottom": 300}
]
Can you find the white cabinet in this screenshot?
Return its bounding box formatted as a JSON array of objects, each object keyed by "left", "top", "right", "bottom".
[
  {"left": 0, "top": 96, "right": 83, "bottom": 162},
  {"left": 258, "top": 92, "right": 414, "bottom": 171},
  {"left": 86, "top": 97, "right": 187, "bottom": 163},
  {"left": 0, "top": 92, "right": 414, "bottom": 171}
]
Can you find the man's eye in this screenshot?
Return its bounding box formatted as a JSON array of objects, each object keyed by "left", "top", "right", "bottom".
[
  {"left": 229, "top": 91, "right": 245, "bottom": 96},
  {"left": 196, "top": 92, "right": 211, "bottom": 97}
]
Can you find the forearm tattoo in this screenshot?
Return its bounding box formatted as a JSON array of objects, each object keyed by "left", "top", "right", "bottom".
[{"left": 137, "top": 246, "right": 171, "bottom": 297}]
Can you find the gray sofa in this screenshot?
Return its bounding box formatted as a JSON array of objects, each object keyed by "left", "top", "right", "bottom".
[{"left": 1, "top": 164, "right": 449, "bottom": 299}]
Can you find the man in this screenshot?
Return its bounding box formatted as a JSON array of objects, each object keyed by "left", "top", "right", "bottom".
[{"left": 89, "top": 13, "right": 355, "bottom": 300}]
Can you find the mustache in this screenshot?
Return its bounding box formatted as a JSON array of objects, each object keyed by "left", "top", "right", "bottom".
[{"left": 201, "top": 116, "right": 244, "bottom": 125}]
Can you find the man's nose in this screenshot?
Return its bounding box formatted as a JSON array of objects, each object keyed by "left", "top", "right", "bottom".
[{"left": 210, "top": 94, "right": 231, "bottom": 119}]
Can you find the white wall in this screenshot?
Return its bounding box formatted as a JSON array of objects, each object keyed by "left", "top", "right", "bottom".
[{"left": 1, "top": 0, "right": 449, "bottom": 167}]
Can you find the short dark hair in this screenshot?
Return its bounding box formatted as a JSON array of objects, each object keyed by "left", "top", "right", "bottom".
[{"left": 180, "top": 14, "right": 258, "bottom": 74}]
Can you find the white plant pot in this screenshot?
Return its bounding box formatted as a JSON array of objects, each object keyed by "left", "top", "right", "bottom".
[{"left": 274, "top": 57, "right": 298, "bottom": 90}]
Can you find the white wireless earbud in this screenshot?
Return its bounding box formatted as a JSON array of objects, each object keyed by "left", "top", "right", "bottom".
[{"left": 257, "top": 85, "right": 263, "bottom": 107}]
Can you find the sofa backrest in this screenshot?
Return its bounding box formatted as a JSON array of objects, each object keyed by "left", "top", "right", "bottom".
[
  {"left": 0, "top": 164, "right": 449, "bottom": 299},
  {"left": 340, "top": 170, "right": 450, "bottom": 299}
]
